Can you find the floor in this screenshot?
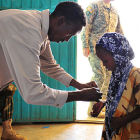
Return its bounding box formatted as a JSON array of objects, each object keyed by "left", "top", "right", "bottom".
[{"left": 0, "top": 122, "right": 103, "bottom": 140}]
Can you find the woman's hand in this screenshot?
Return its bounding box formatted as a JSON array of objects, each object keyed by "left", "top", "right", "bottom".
[
  {"left": 110, "top": 117, "right": 124, "bottom": 132},
  {"left": 91, "top": 101, "right": 105, "bottom": 117},
  {"left": 111, "top": 106, "right": 140, "bottom": 132}
]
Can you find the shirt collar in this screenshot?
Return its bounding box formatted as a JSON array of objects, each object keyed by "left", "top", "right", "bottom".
[{"left": 41, "top": 9, "right": 50, "bottom": 41}]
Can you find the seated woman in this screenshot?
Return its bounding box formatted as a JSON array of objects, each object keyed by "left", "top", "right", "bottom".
[{"left": 94, "top": 32, "right": 140, "bottom": 140}]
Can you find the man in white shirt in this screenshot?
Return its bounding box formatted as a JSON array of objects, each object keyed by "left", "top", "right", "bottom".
[{"left": 0, "top": 2, "right": 102, "bottom": 140}]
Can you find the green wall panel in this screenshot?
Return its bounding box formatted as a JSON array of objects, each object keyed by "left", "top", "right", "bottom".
[
  {"left": 31, "top": 0, "right": 40, "bottom": 9},
  {"left": 2, "top": 0, "right": 11, "bottom": 8},
  {"left": 11, "top": 0, "right": 22, "bottom": 9},
  {"left": 0, "top": 0, "right": 77, "bottom": 122},
  {"left": 40, "top": 0, "right": 51, "bottom": 9}
]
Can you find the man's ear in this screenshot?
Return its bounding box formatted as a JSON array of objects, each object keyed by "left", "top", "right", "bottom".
[{"left": 57, "top": 16, "right": 65, "bottom": 26}]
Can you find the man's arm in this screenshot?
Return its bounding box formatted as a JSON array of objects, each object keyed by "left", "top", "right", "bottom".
[
  {"left": 67, "top": 87, "right": 102, "bottom": 102},
  {"left": 40, "top": 40, "right": 98, "bottom": 89},
  {"left": 3, "top": 32, "right": 72, "bottom": 108},
  {"left": 40, "top": 40, "right": 73, "bottom": 87}
]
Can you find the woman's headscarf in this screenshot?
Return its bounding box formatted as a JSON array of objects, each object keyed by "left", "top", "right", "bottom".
[{"left": 96, "top": 32, "right": 134, "bottom": 140}]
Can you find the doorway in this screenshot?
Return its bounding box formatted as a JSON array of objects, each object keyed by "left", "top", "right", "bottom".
[{"left": 76, "top": 0, "right": 140, "bottom": 121}]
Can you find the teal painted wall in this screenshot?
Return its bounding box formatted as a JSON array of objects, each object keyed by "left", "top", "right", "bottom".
[
  {"left": 0, "top": 0, "right": 77, "bottom": 10},
  {"left": 0, "top": 0, "right": 77, "bottom": 122}
]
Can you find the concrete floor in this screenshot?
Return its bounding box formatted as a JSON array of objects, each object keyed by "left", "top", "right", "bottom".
[{"left": 0, "top": 123, "right": 103, "bottom": 140}]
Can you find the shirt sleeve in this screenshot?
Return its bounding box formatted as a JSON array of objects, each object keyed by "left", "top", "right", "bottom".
[
  {"left": 2, "top": 32, "right": 68, "bottom": 108},
  {"left": 40, "top": 40, "right": 73, "bottom": 87},
  {"left": 81, "top": 3, "right": 98, "bottom": 49}
]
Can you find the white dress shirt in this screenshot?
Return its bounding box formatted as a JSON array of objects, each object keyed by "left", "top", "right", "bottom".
[{"left": 0, "top": 9, "right": 73, "bottom": 107}]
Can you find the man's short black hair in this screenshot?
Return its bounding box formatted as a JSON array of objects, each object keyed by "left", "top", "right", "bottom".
[{"left": 51, "top": 1, "right": 86, "bottom": 27}]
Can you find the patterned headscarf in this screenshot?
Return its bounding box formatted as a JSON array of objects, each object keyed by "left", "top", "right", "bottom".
[{"left": 96, "top": 32, "right": 134, "bottom": 140}]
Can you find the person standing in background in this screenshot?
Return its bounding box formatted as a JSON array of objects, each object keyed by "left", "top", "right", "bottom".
[{"left": 81, "top": 0, "right": 123, "bottom": 118}]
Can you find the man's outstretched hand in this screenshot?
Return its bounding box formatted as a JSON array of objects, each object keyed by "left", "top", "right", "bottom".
[
  {"left": 70, "top": 79, "right": 98, "bottom": 90},
  {"left": 66, "top": 87, "right": 102, "bottom": 103},
  {"left": 86, "top": 81, "right": 98, "bottom": 88},
  {"left": 80, "top": 81, "right": 98, "bottom": 89}
]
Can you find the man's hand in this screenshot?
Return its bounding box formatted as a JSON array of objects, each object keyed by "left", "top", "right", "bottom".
[
  {"left": 83, "top": 48, "right": 90, "bottom": 57},
  {"left": 77, "top": 81, "right": 98, "bottom": 90},
  {"left": 78, "top": 87, "right": 102, "bottom": 102},
  {"left": 84, "top": 81, "right": 98, "bottom": 88},
  {"left": 70, "top": 79, "right": 98, "bottom": 90},
  {"left": 66, "top": 87, "right": 102, "bottom": 102}
]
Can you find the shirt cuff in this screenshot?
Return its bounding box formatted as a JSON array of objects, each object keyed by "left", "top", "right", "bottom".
[{"left": 54, "top": 90, "right": 68, "bottom": 108}]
